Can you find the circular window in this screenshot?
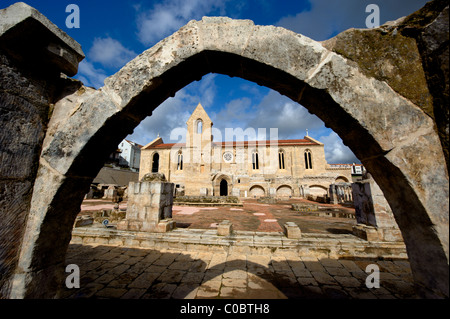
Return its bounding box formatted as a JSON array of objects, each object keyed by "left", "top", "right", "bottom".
[{"left": 223, "top": 151, "right": 233, "bottom": 163}]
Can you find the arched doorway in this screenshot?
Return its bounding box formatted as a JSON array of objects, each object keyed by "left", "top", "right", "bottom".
[
  {"left": 10, "top": 17, "right": 448, "bottom": 298},
  {"left": 220, "top": 179, "right": 228, "bottom": 196}
]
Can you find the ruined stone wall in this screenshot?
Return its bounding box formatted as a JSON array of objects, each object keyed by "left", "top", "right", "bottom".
[
  {"left": 0, "top": 50, "right": 60, "bottom": 297},
  {"left": 0, "top": 1, "right": 447, "bottom": 299},
  {"left": 0, "top": 51, "right": 45, "bottom": 297},
  {"left": 117, "top": 180, "right": 174, "bottom": 232},
  {"left": 322, "top": 0, "right": 449, "bottom": 172},
  {"left": 352, "top": 176, "right": 403, "bottom": 242},
  {"left": 0, "top": 2, "right": 84, "bottom": 298}
]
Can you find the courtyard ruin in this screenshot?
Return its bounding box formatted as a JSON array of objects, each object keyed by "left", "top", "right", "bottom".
[{"left": 0, "top": 1, "right": 448, "bottom": 299}]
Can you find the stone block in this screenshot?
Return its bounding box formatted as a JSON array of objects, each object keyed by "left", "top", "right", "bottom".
[
  {"left": 379, "top": 228, "right": 404, "bottom": 242},
  {"left": 284, "top": 222, "right": 302, "bottom": 239},
  {"left": 217, "top": 220, "right": 233, "bottom": 236},
  {"left": 0, "top": 2, "right": 84, "bottom": 76},
  {"left": 156, "top": 219, "right": 176, "bottom": 233},
  {"left": 352, "top": 224, "right": 380, "bottom": 242},
  {"left": 199, "top": 188, "right": 208, "bottom": 196},
  {"left": 74, "top": 216, "right": 94, "bottom": 227}
]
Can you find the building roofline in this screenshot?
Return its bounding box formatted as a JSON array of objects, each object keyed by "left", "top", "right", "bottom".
[{"left": 144, "top": 138, "right": 320, "bottom": 149}]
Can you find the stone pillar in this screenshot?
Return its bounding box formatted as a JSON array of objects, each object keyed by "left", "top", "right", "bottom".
[
  {"left": 301, "top": 185, "right": 310, "bottom": 198},
  {"left": 329, "top": 184, "right": 338, "bottom": 204},
  {"left": 351, "top": 176, "right": 403, "bottom": 242},
  {"left": 0, "top": 2, "right": 85, "bottom": 298},
  {"left": 269, "top": 187, "right": 276, "bottom": 197},
  {"left": 117, "top": 173, "right": 175, "bottom": 232}
]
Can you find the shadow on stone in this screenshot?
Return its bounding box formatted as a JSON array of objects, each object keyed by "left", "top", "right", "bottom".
[{"left": 59, "top": 244, "right": 418, "bottom": 299}]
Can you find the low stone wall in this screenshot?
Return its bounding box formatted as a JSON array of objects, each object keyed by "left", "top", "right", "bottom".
[
  {"left": 70, "top": 227, "right": 408, "bottom": 259},
  {"left": 174, "top": 196, "right": 243, "bottom": 207},
  {"left": 291, "top": 203, "right": 319, "bottom": 212},
  {"left": 257, "top": 197, "right": 280, "bottom": 204}
]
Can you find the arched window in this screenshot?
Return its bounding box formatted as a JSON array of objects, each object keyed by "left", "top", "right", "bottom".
[
  {"left": 177, "top": 151, "right": 183, "bottom": 170},
  {"left": 152, "top": 153, "right": 159, "bottom": 173},
  {"left": 252, "top": 150, "right": 259, "bottom": 170},
  {"left": 196, "top": 119, "right": 203, "bottom": 134},
  {"left": 278, "top": 150, "right": 285, "bottom": 170},
  {"left": 304, "top": 149, "right": 312, "bottom": 169}
]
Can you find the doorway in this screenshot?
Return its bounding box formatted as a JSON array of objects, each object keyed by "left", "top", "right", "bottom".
[{"left": 220, "top": 179, "right": 228, "bottom": 196}]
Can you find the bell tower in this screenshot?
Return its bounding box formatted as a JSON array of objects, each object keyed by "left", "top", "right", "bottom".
[{"left": 186, "top": 103, "right": 213, "bottom": 173}]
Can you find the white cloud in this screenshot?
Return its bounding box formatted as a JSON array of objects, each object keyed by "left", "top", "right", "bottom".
[
  {"left": 207, "top": 90, "right": 325, "bottom": 142},
  {"left": 248, "top": 91, "right": 324, "bottom": 139},
  {"left": 136, "top": 0, "right": 228, "bottom": 45},
  {"left": 126, "top": 74, "right": 218, "bottom": 145},
  {"left": 319, "top": 131, "right": 360, "bottom": 164},
  {"left": 277, "top": 0, "right": 429, "bottom": 41},
  {"left": 76, "top": 59, "right": 108, "bottom": 89},
  {"left": 89, "top": 37, "right": 137, "bottom": 69}
]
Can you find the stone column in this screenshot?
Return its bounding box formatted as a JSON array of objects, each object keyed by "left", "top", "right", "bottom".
[
  {"left": 117, "top": 173, "right": 175, "bottom": 232},
  {"left": 351, "top": 176, "right": 403, "bottom": 242},
  {"left": 329, "top": 184, "right": 338, "bottom": 204}
]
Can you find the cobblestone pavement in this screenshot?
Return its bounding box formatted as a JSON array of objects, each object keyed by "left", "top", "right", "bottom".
[{"left": 60, "top": 244, "right": 419, "bottom": 299}]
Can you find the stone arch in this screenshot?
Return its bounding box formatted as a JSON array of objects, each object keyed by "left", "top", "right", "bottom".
[
  {"left": 212, "top": 174, "right": 232, "bottom": 196},
  {"left": 335, "top": 176, "right": 349, "bottom": 183},
  {"left": 309, "top": 185, "right": 328, "bottom": 196},
  {"left": 9, "top": 17, "right": 448, "bottom": 298},
  {"left": 249, "top": 185, "right": 266, "bottom": 198},
  {"left": 276, "top": 185, "right": 293, "bottom": 197}
]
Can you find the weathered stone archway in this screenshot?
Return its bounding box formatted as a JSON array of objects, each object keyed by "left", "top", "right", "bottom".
[
  {"left": 249, "top": 185, "right": 266, "bottom": 198},
  {"left": 212, "top": 174, "right": 232, "bottom": 196},
  {"left": 2, "top": 2, "right": 448, "bottom": 299},
  {"left": 276, "top": 185, "right": 293, "bottom": 197}
]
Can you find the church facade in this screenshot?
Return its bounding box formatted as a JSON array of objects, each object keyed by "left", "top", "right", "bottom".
[{"left": 139, "top": 104, "right": 353, "bottom": 199}]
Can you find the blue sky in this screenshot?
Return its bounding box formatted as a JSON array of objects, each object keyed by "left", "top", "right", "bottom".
[{"left": 2, "top": 0, "right": 429, "bottom": 163}]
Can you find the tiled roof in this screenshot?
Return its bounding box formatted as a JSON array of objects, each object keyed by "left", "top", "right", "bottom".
[
  {"left": 146, "top": 139, "right": 319, "bottom": 149},
  {"left": 125, "top": 139, "right": 144, "bottom": 148}
]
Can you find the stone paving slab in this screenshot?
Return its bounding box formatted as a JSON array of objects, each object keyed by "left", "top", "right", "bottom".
[{"left": 59, "top": 243, "right": 420, "bottom": 299}]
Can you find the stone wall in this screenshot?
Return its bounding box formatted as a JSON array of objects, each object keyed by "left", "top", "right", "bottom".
[
  {"left": 0, "top": 50, "right": 50, "bottom": 298},
  {"left": 0, "top": 2, "right": 84, "bottom": 298},
  {"left": 322, "top": 0, "right": 449, "bottom": 171}
]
